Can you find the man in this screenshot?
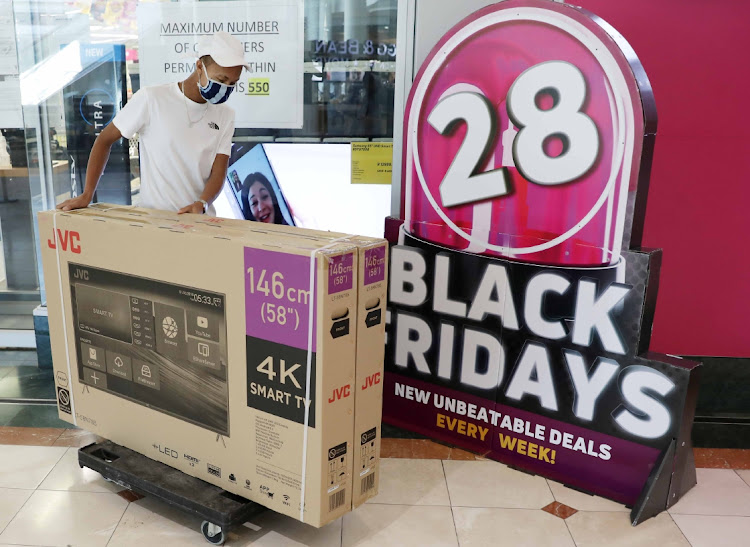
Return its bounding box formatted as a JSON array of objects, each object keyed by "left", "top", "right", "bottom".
[{"left": 58, "top": 31, "right": 247, "bottom": 215}]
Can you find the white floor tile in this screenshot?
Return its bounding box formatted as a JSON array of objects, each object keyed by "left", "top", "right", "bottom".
[
  {"left": 0, "top": 490, "right": 128, "bottom": 547},
  {"left": 107, "top": 497, "right": 218, "bottom": 547},
  {"left": 236, "top": 509, "right": 343, "bottom": 547},
  {"left": 38, "top": 447, "right": 122, "bottom": 493},
  {"left": 672, "top": 514, "right": 750, "bottom": 547},
  {"left": 453, "top": 507, "right": 575, "bottom": 547},
  {"left": 0, "top": 488, "right": 33, "bottom": 534},
  {"left": 442, "top": 460, "right": 553, "bottom": 509},
  {"left": 366, "top": 459, "right": 449, "bottom": 506},
  {"left": 546, "top": 480, "right": 629, "bottom": 512},
  {"left": 566, "top": 511, "right": 690, "bottom": 547},
  {"left": 737, "top": 470, "right": 750, "bottom": 488},
  {"left": 343, "top": 504, "right": 457, "bottom": 547},
  {"left": 108, "top": 496, "right": 342, "bottom": 547},
  {"left": 0, "top": 445, "right": 67, "bottom": 489},
  {"left": 669, "top": 468, "right": 750, "bottom": 516}
]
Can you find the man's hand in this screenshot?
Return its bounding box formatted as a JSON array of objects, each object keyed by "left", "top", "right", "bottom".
[
  {"left": 178, "top": 201, "right": 205, "bottom": 214},
  {"left": 57, "top": 194, "right": 92, "bottom": 212}
]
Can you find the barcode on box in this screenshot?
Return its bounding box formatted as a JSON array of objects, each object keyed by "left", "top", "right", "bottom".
[
  {"left": 329, "top": 489, "right": 346, "bottom": 512},
  {"left": 361, "top": 473, "right": 376, "bottom": 493}
]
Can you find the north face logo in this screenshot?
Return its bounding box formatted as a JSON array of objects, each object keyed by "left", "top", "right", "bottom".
[{"left": 208, "top": 122, "right": 220, "bottom": 131}]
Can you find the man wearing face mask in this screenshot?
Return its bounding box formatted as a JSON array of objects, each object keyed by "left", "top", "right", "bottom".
[{"left": 57, "top": 31, "right": 247, "bottom": 215}]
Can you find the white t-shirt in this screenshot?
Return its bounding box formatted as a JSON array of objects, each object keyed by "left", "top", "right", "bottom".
[{"left": 113, "top": 83, "right": 235, "bottom": 213}]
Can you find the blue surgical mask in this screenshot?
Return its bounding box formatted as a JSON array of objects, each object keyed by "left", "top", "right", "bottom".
[{"left": 197, "top": 64, "right": 234, "bottom": 104}]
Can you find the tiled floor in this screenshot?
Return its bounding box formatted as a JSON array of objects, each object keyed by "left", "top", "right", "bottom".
[{"left": 0, "top": 435, "right": 749, "bottom": 546}]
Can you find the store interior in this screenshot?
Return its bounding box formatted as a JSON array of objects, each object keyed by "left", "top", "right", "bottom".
[{"left": 1, "top": 0, "right": 749, "bottom": 545}]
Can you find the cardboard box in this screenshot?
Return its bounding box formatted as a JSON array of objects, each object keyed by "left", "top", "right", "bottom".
[
  {"left": 79, "top": 205, "right": 389, "bottom": 506},
  {"left": 350, "top": 237, "right": 388, "bottom": 507},
  {"left": 41, "top": 208, "right": 360, "bottom": 527}
]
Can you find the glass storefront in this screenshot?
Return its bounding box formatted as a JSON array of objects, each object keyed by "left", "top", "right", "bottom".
[
  {"left": 0, "top": 0, "right": 397, "bottom": 330},
  {"left": 0, "top": 0, "right": 398, "bottom": 406}
]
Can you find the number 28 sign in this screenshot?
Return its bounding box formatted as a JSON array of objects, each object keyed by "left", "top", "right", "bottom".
[{"left": 402, "top": 0, "right": 655, "bottom": 266}]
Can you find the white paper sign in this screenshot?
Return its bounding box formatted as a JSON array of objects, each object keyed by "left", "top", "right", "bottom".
[{"left": 137, "top": 0, "right": 304, "bottom": 129}]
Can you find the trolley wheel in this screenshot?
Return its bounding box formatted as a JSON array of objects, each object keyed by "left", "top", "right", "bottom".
[{"left": 201, "top": 521, "right": 226, "bottom": 545}]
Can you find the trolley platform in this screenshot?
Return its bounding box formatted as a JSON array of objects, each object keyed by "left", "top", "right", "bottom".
[{"left": 79, "top": 440, "right": 266, "bottom": 545}]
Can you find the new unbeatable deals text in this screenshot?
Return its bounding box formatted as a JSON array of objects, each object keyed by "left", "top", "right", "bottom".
[
  {"left": 385, "top": 242, "right": 681, "bottom": 448},
  {"left": 395, "top": 382, "right": 610, "bottom": 462}
]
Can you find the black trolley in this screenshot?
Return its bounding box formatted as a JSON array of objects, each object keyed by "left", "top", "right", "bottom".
[{"left": 78, "top": 440, "right": 266, "bottom": 545}]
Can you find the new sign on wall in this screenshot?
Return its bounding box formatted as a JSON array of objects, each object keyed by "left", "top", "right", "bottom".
[
  {"left": 384, "top": 0, "right": 700, "bottom": 525},
  {"left": 137, "top": 0, "right": 303, "bottom": 129}
]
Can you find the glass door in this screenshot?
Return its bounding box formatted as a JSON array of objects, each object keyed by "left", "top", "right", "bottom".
[{"left": 1, "top": 0, "right": 136, "bottom": 424}]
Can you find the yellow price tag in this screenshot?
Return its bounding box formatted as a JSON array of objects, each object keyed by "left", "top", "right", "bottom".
[
  {"left": 246, "top": 78, "right": 271, "bottom": 96},
  {"left": 351, "top": 143, "right": 393, "bottom": 184}
]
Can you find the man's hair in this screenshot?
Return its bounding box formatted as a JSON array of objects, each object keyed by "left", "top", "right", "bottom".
[{"left": 200, "top": 55, "right": 214, "bottom": 66}]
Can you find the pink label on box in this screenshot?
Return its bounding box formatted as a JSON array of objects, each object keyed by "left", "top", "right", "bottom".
[
  {"left": 244, "top": 247, "right": 317, "bottom": 352},
  {"left": 328, "top": 253, "right": 354, "bottom": 294},
  {"left": 364, "top": 246, "right": 386, "bottom": 285}
]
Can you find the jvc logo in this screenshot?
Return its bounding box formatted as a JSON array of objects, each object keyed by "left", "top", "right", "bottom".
[
  {"left": 48, "top": 229, "right": 81, "bottom": 254},
  {"left": 361, "top": 373, "right": 381, "bottom": 391},
  {"left": 328, "top": 384, "right": 351, "bottom": 403},
  {"left": 72, "top": 268, "right": 89, "bottom": 281}
]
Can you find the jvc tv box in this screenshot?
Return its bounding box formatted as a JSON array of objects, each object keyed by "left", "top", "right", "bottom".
[{"left": 40, "top": 207, "right": 368, "bottom": 527}]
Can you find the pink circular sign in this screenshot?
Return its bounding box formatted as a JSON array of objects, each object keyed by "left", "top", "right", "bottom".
[{"left": 402, "top": 0, "right": 651, "bottom": 266}]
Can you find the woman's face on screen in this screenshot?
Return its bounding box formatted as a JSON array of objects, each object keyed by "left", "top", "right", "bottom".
[{"left": 249, "top": 180, "right": 275, "bottom": 224}]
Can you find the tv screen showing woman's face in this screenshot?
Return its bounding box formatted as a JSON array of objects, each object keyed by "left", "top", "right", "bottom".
[{"left": 248, "top": 180, "right": 276, "bottom": 224}]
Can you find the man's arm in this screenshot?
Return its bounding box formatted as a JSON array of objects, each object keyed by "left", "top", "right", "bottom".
[
  {"left": 57, "top": 123, "right": 123, "bottom": 211},
  {"left": 178, "top": 154, "right": 230, "bottom": 214}
]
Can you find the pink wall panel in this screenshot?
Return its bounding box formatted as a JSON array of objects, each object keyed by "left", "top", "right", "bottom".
[{"left": 576, "top": 0, "right": 750, "bottom": 356}]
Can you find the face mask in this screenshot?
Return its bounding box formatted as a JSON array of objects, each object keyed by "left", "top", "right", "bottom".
[{"left": 197, "top": 64, "right": 234, "bottom": 104}]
